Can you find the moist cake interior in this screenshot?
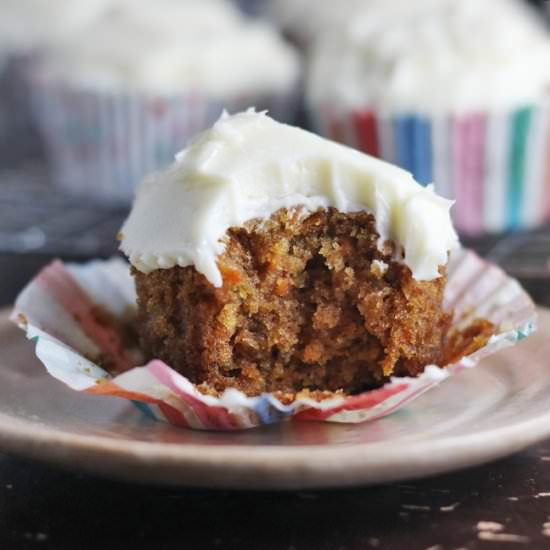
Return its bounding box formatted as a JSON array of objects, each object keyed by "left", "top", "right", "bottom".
[{"left": 132, "top": 207, "right": 492, "bottom": 398}]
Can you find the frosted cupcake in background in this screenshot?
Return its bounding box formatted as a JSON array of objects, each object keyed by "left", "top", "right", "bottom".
[
  {"left": 30, "top": 0, "right": 300, "bottom": 204},
  {"left": 0, "top": 0, "right": 112, "bottom": 163},
  {"left": 307, "top": 0, "right": 550, "bottom": 235},
  {"left": 266, "top": 0, "right": 368, "bottom": 48}
]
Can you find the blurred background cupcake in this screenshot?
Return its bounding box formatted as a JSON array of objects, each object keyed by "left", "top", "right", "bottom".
[
  {"left": 307, "top": 0, "right": 550, "bottom": 235},
  {"left": 266, "top": 0, "right": 371, "bottom": 49},
  {"left": 29, "top": 0, "right": 300, "bottom": 204},
  {"left": 0, "top": 0, "right": 112, "bottom": 165}
]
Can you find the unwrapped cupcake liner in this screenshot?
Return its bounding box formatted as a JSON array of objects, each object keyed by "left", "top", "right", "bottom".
[
  {"left": 11, "top": 248, "right": 536, "bottom": 431},
  {"left": 0, "top": 53, "right": 43, "bottom": 165},
  {"left": 30, "top": 76, "right": 299, "bottom": 204},
  {"left": 310, "top": 104, "right": 550, "bottom": 235}
]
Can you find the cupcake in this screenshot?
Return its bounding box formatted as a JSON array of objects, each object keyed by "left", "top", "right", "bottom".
[
  {"left": 0, "top": 0, "right": 112, "bottom": 164},
  {"left": 30, "top": 0, "right": 300, "bottom": 204},
  {"left": 266, "top": 0, "right": 368, "bottom": 48},
  {"left": 307, "top": 0, "right": 550, "bottom": 235},
  {"left": 119, "top": 110, "right": 493, "bottom": 397},
  {"left": 13, "top": 110, "right": 536, "bottom": 429}
]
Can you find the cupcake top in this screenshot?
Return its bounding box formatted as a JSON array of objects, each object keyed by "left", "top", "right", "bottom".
[
  {"left": 120, "top": 110, "right": 458, "bottom": 287},
  {"left": 267, "top": 0, "right": 367, "bottom": 46},
  {"left": 307, "top": 0, "right": 550, "bottom": 114},
  {"left": 0, "top": 0, "right": 113, "bottom": 51},
  {"left": 36, "top": 0, "right": 299, "bottom": 97}
]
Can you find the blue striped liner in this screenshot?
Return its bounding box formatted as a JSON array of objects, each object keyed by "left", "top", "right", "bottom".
[
  {"left": 393, "top": 115, "right": 415, "bottom": 175},
  {"left": 255, "top": 394, "right": 295, "bottom": 425},
  {"left": 393, "top": 115, "right": 433, "bottom": 185},
  {"left": 133, "top": 401, "right": 160, "bottom": 421},
  {"left": 412, "top": 117, "right": 433, "bottom": 185}
]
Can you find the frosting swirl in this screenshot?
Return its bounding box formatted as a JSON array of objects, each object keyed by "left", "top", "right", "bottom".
[{"left": 120, "top": 110, "right": 459, "bottom": 287}]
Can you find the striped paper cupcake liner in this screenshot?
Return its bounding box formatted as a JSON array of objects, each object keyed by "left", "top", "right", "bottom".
[
  {"left": 11, "top": 248, "right": 536, "bottom": 431},
  {"left": 311, "top": 105, "right": 550, "bottom": 235},
  {"left": 30, "top": 76, "right": 299, "bottom": 204}
]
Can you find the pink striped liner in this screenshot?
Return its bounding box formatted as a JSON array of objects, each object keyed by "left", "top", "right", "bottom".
[
  {"left": 295, "top": 383, "right": 409, "bottom": 422},
  {"left": 89, "top": 380, "right": 191, "bottom": 428},
  {"left": 147, "top": 361, "right": 242, "bottom": 430},
  {"left": 451, "top": 114, "right": 485, "bottom": 235},
  {"left": 35, "top": 260, "right": 130, "bottom": 373}
]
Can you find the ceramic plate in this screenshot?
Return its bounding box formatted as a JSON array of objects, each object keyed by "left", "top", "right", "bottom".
[{"left": 0, "top": 307, "right": 548, "bottom": 490}]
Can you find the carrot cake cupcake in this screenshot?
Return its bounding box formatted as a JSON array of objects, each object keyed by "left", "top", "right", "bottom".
[{"left": 119, "top": 110, "right": 463, "bottom": 397}]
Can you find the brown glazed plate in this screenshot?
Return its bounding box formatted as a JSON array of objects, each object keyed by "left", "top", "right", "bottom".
[{"left": 0, "top": 306, "right": 549, "bottom": 490}]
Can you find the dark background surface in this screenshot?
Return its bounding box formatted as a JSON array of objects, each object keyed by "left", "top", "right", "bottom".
[
  {"left": 2, "top": 445, "right": 550, "bottom": 550},
  {"left": 0, "top": 251, "right": 549, "bottom": 549}
]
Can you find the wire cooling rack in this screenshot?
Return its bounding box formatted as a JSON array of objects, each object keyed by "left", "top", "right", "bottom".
[
  {"left": 485, "top": 231, "right": 550, "bottom": 279},
  {"left": 0, "top": 167, "right": 126, "bottom": 258},
  {"left": 461, "top": 228, "right": 550, "bottom": 280}
]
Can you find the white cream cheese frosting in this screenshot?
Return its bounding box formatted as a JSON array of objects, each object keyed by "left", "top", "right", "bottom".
[
  {"left": 307, "top": 0, "right": 550, "bottom": 114},
  {"left": 0, "top": 0, "right": 113, "bottom": 51},
  {"left": 37, "top": 0, "right": 299, "bottom": 97},
  {"left": 267, "top": 0, "right": 369, "bottom": 46},
  {"left": 120, "top": 110, "right": 459, "bottom": 287}
]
